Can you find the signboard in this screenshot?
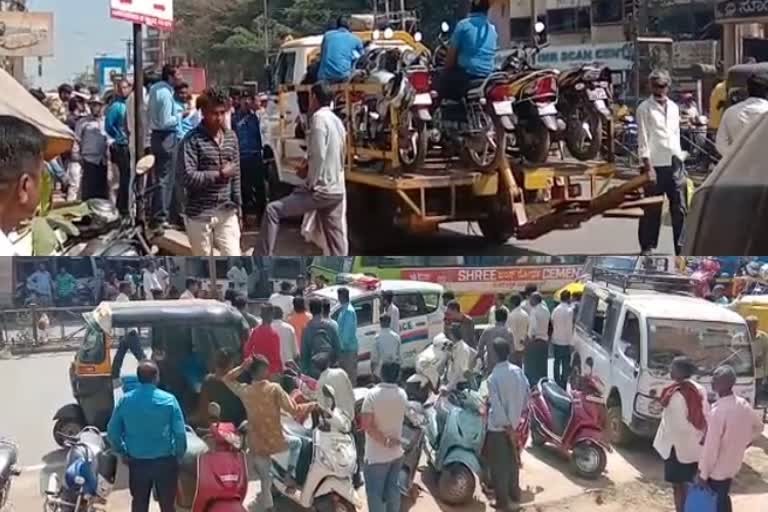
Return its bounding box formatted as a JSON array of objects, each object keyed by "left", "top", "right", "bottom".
[
  {"left": 715, "top": 0, "right": 768, "bottom": 22},
  {"left": 399, "top": 266, "right": 582, "bottom": 293},
  {"left": 673, "top": 40, "right": 719, "bottom": 68},
  {"left": 545, "top": 0, "right": 590, "bottom": 8},
  {"left": 535, "top": 42, "right": 634, "bottom": 70},
  {"left": 177, "top": 66, "right": 207, "bottom": 94},
  {"left": 94, "top": 57, "right": 127, "bottom": 91},
  {"left": 110, "top": 0, "right": 173, "bottom": 30},
  {"left": 0, "top": 12, "right": 53, "bottom": 57}
]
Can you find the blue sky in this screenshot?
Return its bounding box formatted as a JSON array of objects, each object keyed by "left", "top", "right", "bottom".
[{"left": 25, "top": 0, "right": 131, "bottom": 89}]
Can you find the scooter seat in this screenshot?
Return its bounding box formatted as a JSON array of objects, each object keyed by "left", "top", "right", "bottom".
[
  {"left": 0, "top": 444, "right": 17, "bottom": 481},
  {"left": 540, "top": 380, "right": 573, "bottom": 436}
]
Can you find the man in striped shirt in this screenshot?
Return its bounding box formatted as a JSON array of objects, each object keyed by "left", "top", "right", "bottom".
[{"left": 177, "top": 87, "right": 242, "bottom": 255}]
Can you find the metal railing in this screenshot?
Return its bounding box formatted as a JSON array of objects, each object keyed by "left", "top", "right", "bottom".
[{"left": 0, "top": 305, "right": 92, "bottom": 348}]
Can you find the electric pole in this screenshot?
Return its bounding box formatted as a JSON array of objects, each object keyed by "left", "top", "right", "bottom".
[{"left": 530, "top": 0, "right": 537, "bottom": 46}]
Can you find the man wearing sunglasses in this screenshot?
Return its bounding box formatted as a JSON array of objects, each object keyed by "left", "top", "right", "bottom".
[{"left": 636, "top": 69, "right": 687, "bottom": 255}]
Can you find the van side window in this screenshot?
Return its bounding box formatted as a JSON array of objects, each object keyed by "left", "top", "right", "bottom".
[
  {"left": 393, "top": 292, "right": 432, "bottom": 319},
  {"left": 577, "top": 292, "right": 608, "bottom": 339},
  {"left": 601, "top": 300, "right": 621, "bottom": 351},
  {"left": 276, "top": 52, "right": 297, "bottom": 85},
  {"left": 352, "top": 298, "right": 375, "bottom": 327},
  {"left": 620, "top": 311, "right": 641, "bottom": 364}
]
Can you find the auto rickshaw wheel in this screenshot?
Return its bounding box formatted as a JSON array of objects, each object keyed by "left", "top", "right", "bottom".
[{"left": 53, "top": 418, "right": 85, "bottom": 448}]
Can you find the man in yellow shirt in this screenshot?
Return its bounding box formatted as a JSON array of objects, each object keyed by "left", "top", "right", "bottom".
[
  {"left": 747, "top": 316, "right": 768, "bottom": 396},
  {"left": 709, "top": 80, "right": 727, "bottom": 133}
]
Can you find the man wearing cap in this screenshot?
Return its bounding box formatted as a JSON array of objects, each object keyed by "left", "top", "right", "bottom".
[
  {"left": 74, "top": 96, "right": 110, "bottom": 200},
  {"left": 636, "top": 69, "right": 687, "bottom": 256},
  {"left": 715, "top": 72, "right": 768, "bottom": 157}
]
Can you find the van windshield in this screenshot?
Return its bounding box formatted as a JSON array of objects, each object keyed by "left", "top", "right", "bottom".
[{"left": 646, "top": 319, "right": 753, "bottom": 377}]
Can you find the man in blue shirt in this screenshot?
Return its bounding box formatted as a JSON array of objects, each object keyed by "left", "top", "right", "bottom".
[
  {"left": 485, "top": 338, "right": 529, "bottom": 509},
  {"left": 232, "top": 90, "right": 266, "bottom": 223},
  {"left": 336, "top": 287, "right": 358, "bottom": 384},
  {"left": 438, "top": 0, "right": 498, "bottom": 101},
  {"left": 317, "top": 16, "right": 364, "bottom": 83},
  {"left": 105, "top": 79, "right": 132, "bottom": 215},
  {"left": 107, "top": 360, "right": 187, "bottom": 512},
  {"left": 148, "top": 64, "right": 188, "bottom": 230}
]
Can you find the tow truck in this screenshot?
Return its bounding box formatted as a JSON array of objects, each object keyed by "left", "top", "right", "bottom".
[{"left": 262, "top": 16, "right": 660, "bottom": 251}]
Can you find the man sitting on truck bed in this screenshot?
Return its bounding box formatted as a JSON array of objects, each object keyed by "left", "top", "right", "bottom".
[
  {"left": 438, "top": 0, "right": 497, "bottom": 102},
  {"left": 317, "top": 16, "right": 364, "bottom": 83}
]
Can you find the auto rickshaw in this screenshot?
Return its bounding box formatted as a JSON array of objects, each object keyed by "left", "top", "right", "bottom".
[
  {"left": 731, "top": 294, "right": 768, "bottom": 332},
  {"left": 724, "top": 62, "right": 768, "bottom": 107},
  {"left": 52, "top": 300, "right": 247, "bottom": 447}
]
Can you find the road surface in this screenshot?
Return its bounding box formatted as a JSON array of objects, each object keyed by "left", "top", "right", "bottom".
[{"left": 3, "top": 351, "right": 764, "bottom": 512}]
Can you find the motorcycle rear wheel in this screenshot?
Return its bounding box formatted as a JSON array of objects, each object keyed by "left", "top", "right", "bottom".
[
  {"left": 462, "top": 112, "right": 506, "bottom": 173},
  {"left": 399, "top": 115, "right": 428, "bottom": 173},
  {"left": 565, "top": 109, "right": 602, "bottom": 161},
  {"left": 438, "top": 463, "right": 476, "bottom": 505},
  {"left": 571, "top": 441, "right": 607, "bottom": 480},
  {"left": 518, "top": 118, "right": 551, "bottom": 164}
]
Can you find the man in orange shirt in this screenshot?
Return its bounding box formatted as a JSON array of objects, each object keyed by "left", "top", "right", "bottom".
[
  {"left": 288, "top": 296, "right": 312, "bottom": 354},
  {"left": 243, "top": 305, "right": 282, "bottom": 377}
]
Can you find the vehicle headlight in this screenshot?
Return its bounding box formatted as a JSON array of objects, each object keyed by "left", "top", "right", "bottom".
[{"left": 635, "top": 394, "right": 663, "bottom": 417}]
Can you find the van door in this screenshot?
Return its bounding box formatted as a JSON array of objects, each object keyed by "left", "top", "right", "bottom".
[
  {"left": 574, "top": 291, "right": 612, "bottom": 397},
  {"left": 392, "top": 291, "right": 439, "bottom": 368},
  {"left": 350, "top": 296, "right": 380, "bottom": 377},
  {"left": 610, "top": 307, "right": 642, "bottom": 424}
]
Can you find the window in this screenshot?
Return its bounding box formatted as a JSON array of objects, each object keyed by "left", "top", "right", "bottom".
[
  {"left": 591, "top": 0, "right": 623, "bottom": 24},
  {"left": 510, "top": 17, "right": 532, "bottom": 41},
  {"left": 271, "top": 258, "right": 302, "bottom": 280},
  {"left": 392, "top": 293, "right": 431, "bottom": 319},
  {"left": 361, "top": 256, "right": 425, "bottom": 268},
  {"left": 548, "top": 7, "right": 591, "bottom": 34},
  {"left": 423, "top": 292, "right": 440, "bottom": 313},
  {"left": 313, "top": 257, "right": 349, "bottom": 273},
  {"left": 334, "top": 298, "right": 375, "bottom": 327},
  {"left": 576, "top": 291, "right": 609, "bottom": 342},
  {"left": 275, "top": 51, "right": 297, "bottom": 86},
  {"left": 601, "top": 300, "right": 621, "bottom": 351},
  {"left": 79, "top": 327, "right": 106, "bottom": 364},
  {"left": 619, "top": 311, "right": 641, "bottom": 364}
]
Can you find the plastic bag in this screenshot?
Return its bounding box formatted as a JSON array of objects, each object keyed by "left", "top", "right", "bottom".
[{"left": 684, "top": 484, "right": 717, "bottom": 512}]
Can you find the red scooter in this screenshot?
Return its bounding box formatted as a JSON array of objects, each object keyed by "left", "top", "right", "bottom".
[
  {"left": 176, "top": 403, "right": 249, "bottom": 512},
  {"left": 523, "top": 378, "right": 610, "bottom": 479}
]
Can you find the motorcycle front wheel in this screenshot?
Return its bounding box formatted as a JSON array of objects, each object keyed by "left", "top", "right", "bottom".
[
  {"left": 437, "top": 463, "right": 476, "bottom": 505},
  {"left": 571, "top": 441, "right": 607, "bottom": 480},
  {"left": 565, "top": 108, "right": 602, "bottom": 161},
  {"left": 462, "top": 111, "right": 506, "bottom": 173},
  {"left": 518, "top": 118, "right": 551, "bottom": 164},
  {"left": 399, "top": 112, "right": 428, "bottom": 173}
]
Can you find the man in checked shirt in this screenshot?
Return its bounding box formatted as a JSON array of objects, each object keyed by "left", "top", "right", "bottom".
[{"left": 177, "top": 87, "right": 243, "bottom": 255}]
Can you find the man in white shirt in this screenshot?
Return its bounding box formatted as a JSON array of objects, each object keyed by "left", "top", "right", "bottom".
[
  {"left": 372, "top": 314, "right": 401, "bottom": 378},
  {"left": 115, "top": 282, "right": 132, "bottom": 302},
  {"left": 272, "top": 306, "right": 299, "bottom": 368},
  {"left": 487, "top": 293, "right": 509, "bottom": 324},
  {"left": 270, "top": 281, "right": 296, "bottom": 318},
  {"left": 636, "top": 69, "right": 687, "bottom": 256},
  {"left": 653, "top": 357, "right": 709, "bottom": 512},
  {"left": 179, "top": 278, "right": 200, "bottom": 300},
  {"left": 227, "top": 260, "right": 250, "bottom": 295},
  {"left": 260, "top": 82, "right": 348, "bottom": 256},
  {"left": 716, "top": 72, "right": 768, "bottom": 157},
  {"left": 382, "top": 291, "right": 400, "bottom": 333},
  {"left": 550, "top": 291, "right": 575, "bottom": 389},
  {"left": 0, "top": 116, "right": 46, "bottom": 256},
  {"left": 142, "top": 261, "right": 163, "bottom": 300},
  {"left": 506, "top": 295, "right": 529, "bottom": 366},
  {"left": 525, "top": 293, "right": 550, "bottom": 387}
]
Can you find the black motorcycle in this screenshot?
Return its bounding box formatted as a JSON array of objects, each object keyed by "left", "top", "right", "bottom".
[
  {"left": 0, "top": 438, "right": 20, "bottom": 511},
  {"left": 557, "top": 65, "right": 613, "bottom": 161},
  {"left": 399, "top": 401, "right": 427, "bottom": 512}
]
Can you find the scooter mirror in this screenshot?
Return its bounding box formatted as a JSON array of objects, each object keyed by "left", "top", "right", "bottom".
[
  {"left": 384, "top": 27, "right": 394, "bottom": 39},
  {"left": 208, "top": 402, "right": 222, "bottom": 420},
  {"left": 441, "top": 22, "right": 449, "bottom": 33},
  {"left": 414, "top": 31, "right": 423, "bottom": 42},
  {"left": 136, "top": 154, "right": 155, "bottom": 176},
  {"left": 535, "top": 21, "right": 546, "bottom": 34}
]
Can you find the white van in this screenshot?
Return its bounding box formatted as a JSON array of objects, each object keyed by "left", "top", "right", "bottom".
[
  {"left": 308, "top": 279, "right": 444, "bottom": 376},
  {"left": 571, "top": 271, "right": 755, "bottom": 445}
]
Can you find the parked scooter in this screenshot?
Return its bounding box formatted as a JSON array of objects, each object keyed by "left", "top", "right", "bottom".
[
  {"left": 523, "top": 378, "right": 610, "bottom": 479},
  {"left": 423, "top": 389, "right": 485, "bottom": 505},
  {"left": 0, "top": 438, "right": 20, "bottom": 511},
  {"left": 44, "top": 427, "right": 118, "bottom": 512},
  {"left": 176, "top": 403, "right": 249, "bottom": 512},
  {"left": 557, "top": 65, "right": 613, "bottom": 161},
  {"left": 500, "top": 23, "right": 564, "bottom": 164},
  {"left": 430, "top": 22, "right": 516, "bottom": 172},
  {"left": 272, "top": 385, "right": 360, "bottom": 512},
  {"left": 405, "top": 331, "right": 478, "bottom": 403}
]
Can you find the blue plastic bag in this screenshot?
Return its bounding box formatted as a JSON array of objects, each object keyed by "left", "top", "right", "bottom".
[{"left": 685, "top": 484, "right": 717, "bottom": 512}]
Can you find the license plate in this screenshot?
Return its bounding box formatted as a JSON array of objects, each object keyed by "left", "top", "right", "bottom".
[
  {"left": 413, "top": 93, "right": 432, "bottom": 106},
  {"left": 538, "top": 103, "right": 557, "bottom": 116},
  {"left": 493, "top": 101, "right": 513, "bottom": 116},
  {"left": 587, "top": 88, "right": 608, "bottom": 100}
]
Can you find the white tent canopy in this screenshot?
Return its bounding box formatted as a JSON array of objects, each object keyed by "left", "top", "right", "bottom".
[{"left": 0, "top": 68, "right": 74, "bottom": 160}]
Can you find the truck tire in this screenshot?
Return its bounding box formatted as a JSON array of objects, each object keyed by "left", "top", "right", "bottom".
[
  {"left": 606, "top": 404, "right": 634, "bottom": 446},
  {"left": 478, "top": 193, "right": 517, "bottom": 244}
]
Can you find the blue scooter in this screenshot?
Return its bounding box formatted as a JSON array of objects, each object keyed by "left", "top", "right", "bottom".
[{"left": 423, "top": 389, "right": 485, "bottom": 506}]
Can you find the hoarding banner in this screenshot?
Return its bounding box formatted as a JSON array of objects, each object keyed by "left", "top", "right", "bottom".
[
  {"left": 110, "top": 0, "right": 173, "bottom": 30},
  {"left": 535, "top": 42, "right": 634, "bottom": 71},
  {"left": 400, "top": 266, "right": 582, "bottom": 293},
  {"left": 94, "top": 57, "right": 127, "bottom": 91},
  {"left": 0, "top": 12, "right": 54, "bottom": 57},
  {"left": 716, "top": 0, "right": 768, "bottom": 22}
]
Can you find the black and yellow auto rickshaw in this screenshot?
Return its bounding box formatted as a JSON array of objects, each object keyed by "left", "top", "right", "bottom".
[
  {"left": 51, "top": 300, "right": 246, "bottom": 447},
  {"left": 724, "top": 62, "right": 768, "bottom": 106}
]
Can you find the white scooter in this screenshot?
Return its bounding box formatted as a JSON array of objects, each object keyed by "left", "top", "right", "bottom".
[
  {"left": 271, "top": 385, "right": 360, "bottom": 512},
  {"left": 405, "top": 332, "right": 478, "bottom": 403}
]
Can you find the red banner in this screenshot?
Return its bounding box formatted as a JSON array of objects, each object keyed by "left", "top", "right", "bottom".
[{"left": 400, "top": 266, "right": 581, "bottom": 292}]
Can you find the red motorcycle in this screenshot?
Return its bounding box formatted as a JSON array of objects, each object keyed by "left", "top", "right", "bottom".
[
  {"left": 523, "top": 378, "right": 610, "bottom": 479},
  {"left": 176, "top": 404, "right": 249, "bottom": 512}
]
